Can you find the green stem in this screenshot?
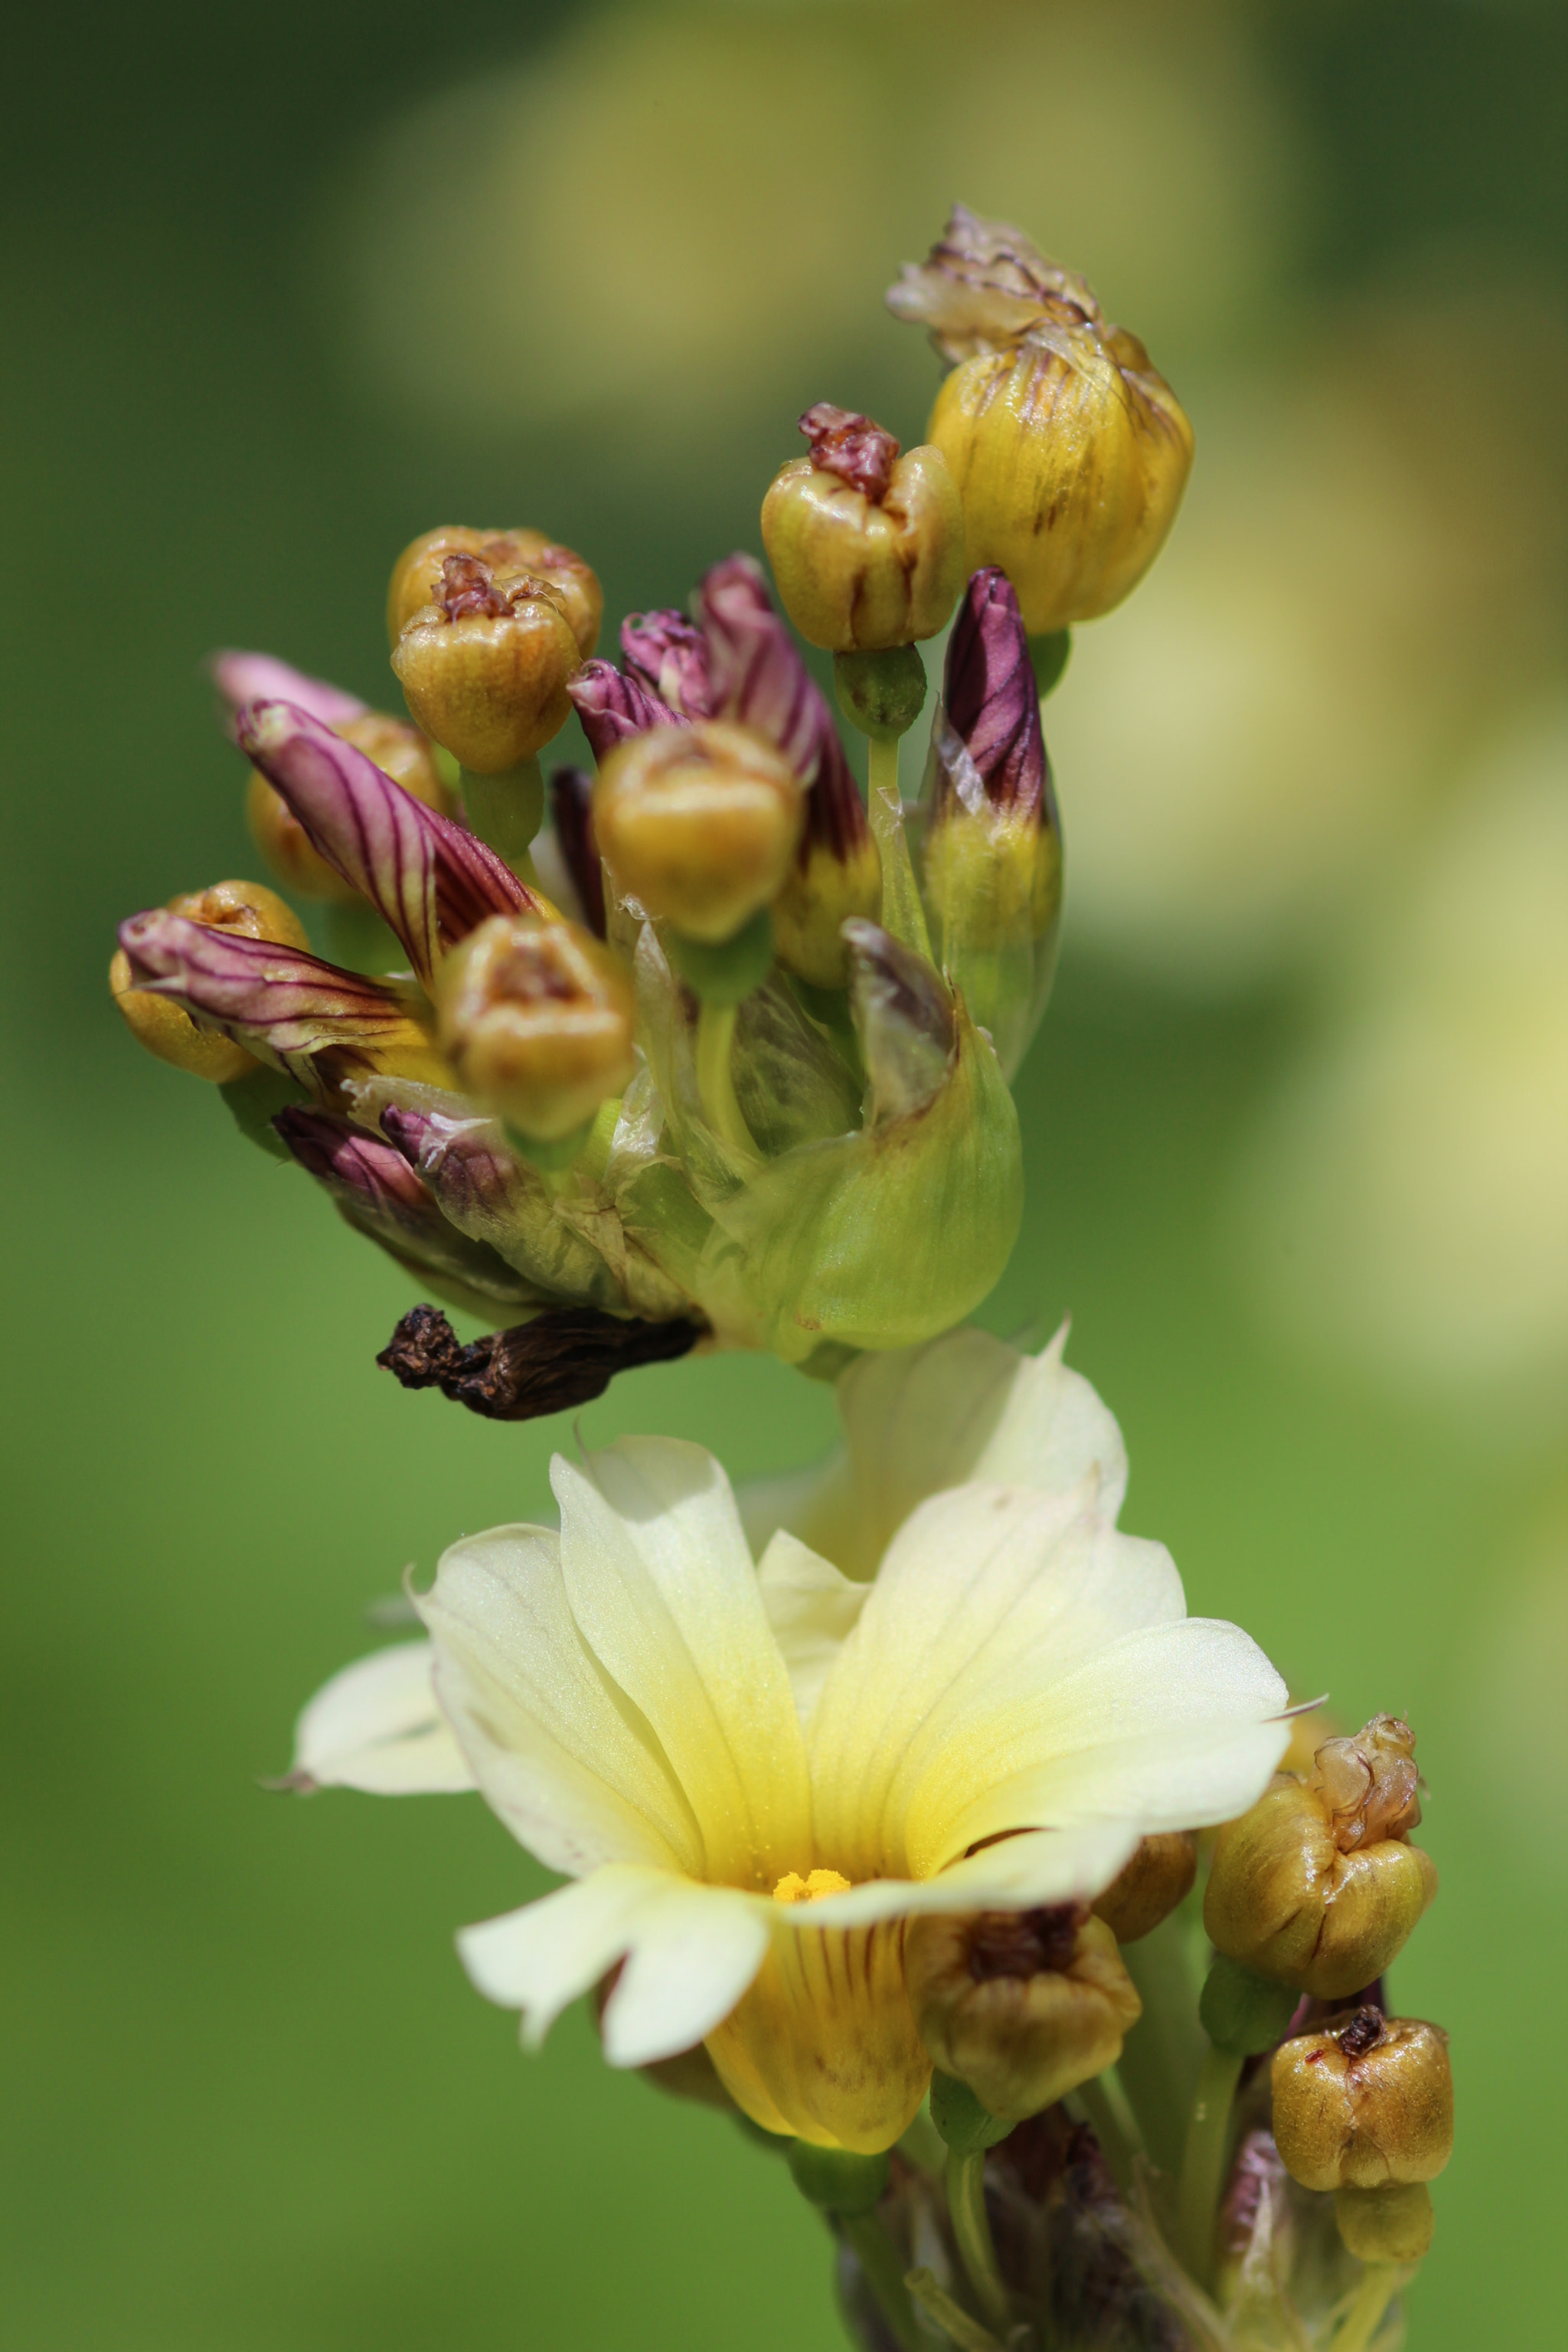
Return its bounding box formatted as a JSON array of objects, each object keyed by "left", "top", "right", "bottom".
[
  {"left": 1176, "top": 2043, "right": 1243, "bottom": 2290},
  {"left": 694, "top": 999, "right": 758, "bottom": 1161},
  {"left": 867, "top": 735, "right": 933, "bottom": 963},
  {"left": 839, "top": 2211, "right": 923, "bottom": 2352},
  {"left": 945, "top": 2148, "right": 1011, "bottom": 2337},
  {"left": 1073, "top": 2066, "right": 1145, "bottom": 2196},
  {"left": 459, "top": 759, "right": 545, "bottom": 889},
  {"left": 905, "top": 2267, "right": 1004, "bottom": 2352},
  {"left": 1328, "top": 2264, "right": 1403, "bottom": 2352}
]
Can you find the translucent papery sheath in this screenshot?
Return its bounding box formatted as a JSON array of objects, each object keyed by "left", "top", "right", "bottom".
[
  {"left": 273, "top": 1106, "right": 537, "bottom": 1317},
  {"left": 116, "top": 911, "right": 447, "bottom": 1099},
  {"left": 236, "top": 700, "right": 540, "bottom": 988},
  {"left": 211, "top": 651, "right": 367, "bottom": 738},
  {"left": 698, "top": 554, "right": 871, "bottom": 863}
]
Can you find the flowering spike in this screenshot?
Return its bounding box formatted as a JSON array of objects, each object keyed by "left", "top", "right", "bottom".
[
  {"left": 547, "top": 765, "right": 607, "bottom": 938},
  {"left": 274, "top": 1107, "right": 535, "bottom": 1312},
  {"left": 211, "top": 650, "right": 367, "bottom": 740},
  {"left": 116, "top": 910, "right": 450, "bottom": 1098},
  {"left": 621, "top": 610, "right": 714, "bottom": 719},
  {"left": 567, "top": 659, "right": 682, "bottom": 764},
  {"left": 236, "top": 700, "right": 541, "bottom": 986}
]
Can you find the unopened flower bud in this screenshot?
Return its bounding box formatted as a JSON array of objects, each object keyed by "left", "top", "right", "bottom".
[
  {"left": 1205, "top": 1716, "right": 1439, "bottom": 1999},
  {"left": 387, "top": 526, "right": 601, "bottom": 658},
  {"left": 1271, "top": 2010, "right": 1453, "bottom": 2192},
  {"left": 1091, "top": 1831, "right": 1197, "bottom": 1946},
  {"left": 247, "top": 711, "right": 449, "bottom": 902},
  {"left": 547, "top": 766, "right": 607, "bottom": 938},
  {"left": 921, "top": 568, "right": 1062, "bottom": 1075},
  {"left": 593, "top": 720, "right": 805, "bottom": 944},
  {"left": 109, "top": 880, "right": 309, "bottom": 1082},
  {"left": 567, "top": 658, "right": 681, "bottom": 763},
  {"left": 392, "top": 556, "right": 582, "bottom": 772},
  {"left": 904, "top": 1903, "right": 1142, "bottom": 2124},
  {"left": 887, "top": 207, "right": 1194, "bottom": 635},
  {"left": 1334, "top": 2182, "right": 1436, "bottom": 2265},
  {"left": 433, "top": 913, "right": 635, "bottom": 1146},
  {"left": 761, "top": 403, "right": 965, "bottom": 653},
  {"left": 621, "top": 609, "right": 713, "bottom": 718}
]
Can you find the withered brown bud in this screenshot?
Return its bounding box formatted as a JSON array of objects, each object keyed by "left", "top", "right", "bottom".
[
  {"left": 433, "top": 913, "right": 635, "bottom": 1145},
  {"left": 109, "top": 880, "right": 309, "bottom": 1082},
  {"left": 593, "top": 720, "right": 805, "bottom": 944},
  {"left": 392, "top": 560, "right": 583, "bottom": 773},
  {"left": 1091, "top": 1831, "right": 1197, "bottom": 1945},
  {"left": 905, "top": 1903, "right": 1142, "bottom": 2123},
  {"left": 386, "top": 525, "right": 602, "bottom": 658},
  {"left": 761, "top": 405, "right": 965, "bottom": 654},
  {"left": 1271, "top": 2011, "right": 1453, "bottom": 2192},
  {"left": 377, "top": 1302, "right": 703, "bottom": 1423},
  {"left": 1205, "top": 1716, "right": 1439, "bottom": 1998},
  {"left": 247, "top": 711, "right": 449, "bottom": 902}
]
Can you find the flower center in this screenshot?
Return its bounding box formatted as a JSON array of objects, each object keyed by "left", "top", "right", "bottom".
[{"left": 772, "top": 1868, "right": 852, "bottom": 1904}]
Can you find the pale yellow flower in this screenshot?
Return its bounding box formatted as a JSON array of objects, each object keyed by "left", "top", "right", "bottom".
[{"left": 294, "top": 1328, "right": 1289, "bottom": 2150}]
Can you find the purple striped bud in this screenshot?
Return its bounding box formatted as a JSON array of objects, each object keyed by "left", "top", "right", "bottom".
[
  {"left": 567, "top": 658, "right": 681, "bottom": 763},
  {"left": 274, "top": 1107, "right": 534, "bottom": 1312},
  {"left": 548, "top": 766, "right": 606, "bottom": 939},
  {"left": 920, "top": 568, "right": 1062, "bottom": 1075},
  {"left": 698, "top": 555, "right": 879, "bottom": 986},
  {"left": 236, "top": 701, "right": 542, "bottom": 988},
  {"left": 620, "top": 610, "right": 714, "bottom": 719},
  {"left": 116, "top": 910, "right": 452, "bottom": 1099},
  {"left": 211, "top": 651, "right": 367, "bottom": 740}
]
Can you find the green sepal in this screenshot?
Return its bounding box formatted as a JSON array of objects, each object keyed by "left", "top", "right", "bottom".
[
  {"left": 220, "top": 1065, "right": 312, "bottom": 1160},
  {"left": 834, "top": 645, "right": 929, "bottom": 742},
  {"left": 1199, "top": 1955, "right": 1301, "bottom": 2056},
  {"left": 929, "top": 2071, "right": 1011, "bottom": 2154},
  {"left": 1027, "top": 629, "right": 1072, "bottom": 698},
  {"left": 786, "top": 2141, "right": 890, "bottom": 2215},
  {"left": 665, "top": 910, "right": 774, "bottom": 1005}
]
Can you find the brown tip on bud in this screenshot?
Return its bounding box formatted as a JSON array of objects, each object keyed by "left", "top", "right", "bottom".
[
  {"left": 387, "top": 526, "right": 602, "bottom": 658},
  {"left": 377, "top": 1302, "right": 704, "bottom": 1422},
  {"left": 1270, "top": 2013, "right": 1453, "bottom": 2192},
  {"left": 593, "top": 720, "right": 805, "bottom": 944},
  {"left": 799, "top": 403, "right": 901, "bottom": 503},
  {"left": 905, "top": 1905, "right": 1141, "bottom": 2123},
  {"left": 433, "top": 912, "right": 635, "bottom": 1144},
  {"left": 391, "top": 567, "right": 582, "bottom": 773},
  {"left": 435, "top": 551, "right": 514, "bottom": 622},
  {"left": 1092, "top": 1831, "right": 1197, "bottom": 1945}
]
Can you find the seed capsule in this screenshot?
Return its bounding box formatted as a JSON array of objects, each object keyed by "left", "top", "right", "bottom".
[
  {"left": 247, "top": 712, "right": 449, "bottom": 901},
  {"left": 887, "top": 207, "right": 1194, "bottom": 635},
  {"left": 1091, "top": 1831, "right": 1197, "bottom": 1945},
  {"left": 904, "top": 1903, "right": 1142, "bottom": 2124},
  {"left": 1271, "top": 2009, "right": 1453, "bottom": 2191},
  {"left": 392, "top": 556, "right": 583, "bottom": 772},
  {"left": 109, "top": 880, "right": 309, "bottom": 1082},
  {"left": 433, "top": 913, "right": 636, "bottom": 1145},
  {"left": 1204, "top": 1715, "right": 1438, "bottom": 1998},
  {"left": 387, "top": 525, "right": 601, "bottom": 658},
  {"left": 761, "top": 402, "right": 965, "bottom": 653},
  {"left": 593, "top": 720, "right": 805, "bottom": 944}
]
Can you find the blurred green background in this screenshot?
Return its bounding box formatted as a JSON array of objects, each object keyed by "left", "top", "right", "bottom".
[{"left": 3, "top": 2, "right": 1563, "bottom": 2345}]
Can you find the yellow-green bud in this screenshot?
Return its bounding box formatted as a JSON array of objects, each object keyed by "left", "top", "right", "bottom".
[
  {"left": 1092, "top": 1831, "right": 1197, "bottom": 1945},
  {"left": 247, "top": 712, "right": 449, "bottom": 902},
  {"left": 761, "top": 403, "right": 965, "bottom": 653},
  {"left": 904, "top": 1904, "right": 1142, "bottom": 2125},
  {"left": 887, "top": 207, "right": 1194, "bottom": 635},
  {"left": 1205, "top": 1716, "right": 1438, "bottom": 1999},
  {"left": 1334, "top": 2182, "right": 1436, "bottom": 2264},
  {"left": 1271, "top": 2010, "right": 1453, "bottom": 2192},
  {"left": 433, "top": 913, "right": 635, "bottom": 1145},
  {"left": 593, "top": 720, "right": 805, "bottom": 945},
  {"left": 392, "top": 556, "right": 583, "bottom": 773},
  {"left": 387, "top": 524, "right": 602, "bottom": 659},
  {"left": 109, "top": 880, "right": 309, "bottom": 1082}
]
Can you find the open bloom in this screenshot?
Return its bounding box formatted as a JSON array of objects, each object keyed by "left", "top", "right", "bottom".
[{"left": 293, "top": 1327, "right": 1289, "bottom": 2151}]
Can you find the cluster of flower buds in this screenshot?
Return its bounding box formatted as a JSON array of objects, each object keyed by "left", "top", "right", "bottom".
[{"left": 109, "top": 207, "right": 1191, "bottom": 1419}]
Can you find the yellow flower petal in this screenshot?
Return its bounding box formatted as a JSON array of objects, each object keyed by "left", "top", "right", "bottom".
[
  {"left": 755, "top": 1529, "right": 869, "bottom": 1727},
  {"left": 289, "top": 1642, "right": 475, "bottom": 1795}
]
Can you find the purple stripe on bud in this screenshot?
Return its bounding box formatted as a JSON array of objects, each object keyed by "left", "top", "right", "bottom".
[
  {"left": 380, "top": 1102, "right": 521, "bottom": 1229},
  {"left": 118, "top": 910, "right": 423, "bottom": 1069},
  {"left": 940, "top": 568, "right": 1047, "bottom": 820},
  {"left": 620, "top": 610, "right": 714, "bottom": 719},
  {"left": 698, "top": 554, "right": 870, "bottom": 864},
  {"left": 211, "top": 651, "right": 367, "bottom": 740},
  {"left": 548, "top": 766, "right": 606, "bottom": 939},
  {"left": 567, "top": 658, "right": 681, "bottom": 763},
  {"left": 237, "top": 701, "right": 536, "bottom": 986}
]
